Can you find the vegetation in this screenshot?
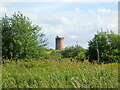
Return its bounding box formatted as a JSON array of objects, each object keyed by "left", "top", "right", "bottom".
[
  {"left": 1, "top": 12, "right": 119, "bottom": 88},
  {"left": 2, "top": 59, "right": 118, "bottom": 88},
  {"left": 61, "top": 45, "right": 86, "bottom": 62},
  {"left": 88, "top": 30, "right": 120, "bottom": 63},
  {"left": 2, "top": 12, "right": 47, "bottom": 60},
  {"left": 1, "top": 12, "right": 119, "bottom": 63}
]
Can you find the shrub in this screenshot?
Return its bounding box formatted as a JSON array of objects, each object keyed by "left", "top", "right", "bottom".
[{"left": 61, "top": 45, "right": 86, "bottom": 61}]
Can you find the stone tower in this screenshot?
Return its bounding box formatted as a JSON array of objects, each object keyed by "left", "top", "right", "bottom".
[{"left": 55, "top": 36, "right": 64, "bottom": 50}]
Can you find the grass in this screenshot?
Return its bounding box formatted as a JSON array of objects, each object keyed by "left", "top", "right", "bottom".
[{"left": 2, "top": 59, "right": 119, "bottom": 88}]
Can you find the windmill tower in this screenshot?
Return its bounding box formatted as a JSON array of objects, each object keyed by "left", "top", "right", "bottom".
[{"left": 55, "top": 36, "right": 64, "bottom": 50}]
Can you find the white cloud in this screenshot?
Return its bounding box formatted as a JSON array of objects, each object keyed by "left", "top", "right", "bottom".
[
  {"left": 70, "top": 35, "right": 77, "bottom": 39},
  {"left": 97, "top": 9, "right": 111, "bottom": 13},
  {"left": 60, "top": 17, "right": 72, "bottom": 24},
  {"left": 0, "top": 4, "right": 7, "bottom": 13},
  {"left": 75, "top": 8, "right": 82, "bottom": 13},
  {"left": 0, "top": 2, "right": 117, "bottom": 49},
  {"left": 37, "top": 8, "right": 117, "bottom": 48},
  {"left": 88, "top": 9, "right": 94, "bottom": 13},
  {"left": 23, "top": 12, "right": 38, "bottom": 22}
]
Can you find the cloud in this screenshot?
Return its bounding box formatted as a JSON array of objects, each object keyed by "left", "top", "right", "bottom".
[
  {"left": 23, "top": 12, "right": 38, "bottom": 22},
  {"left": 0, "top": 4, "right": 8, "bottom": 13},
  {"left": 75, "top": 8, "right": 82, "bottom": 13},
  {"left": 70, "top": 35, "right": 78, "bottom": 39},
  {"left": 97, "top": 9, "right": 111, "bottom": 13},
  {"left": 88, "top": 9, "right": 94, "bottom": 13},
  {"left": 60, "top": 17, "right": 72, "bottom": 24},
  {"left": 1, "top": 2, "right": 117, "bottom": 49},
  {"left": 37, "top": 8, "right": 117, "bottom": 48}
]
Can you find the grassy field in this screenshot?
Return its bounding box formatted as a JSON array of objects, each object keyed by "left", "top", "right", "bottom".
[{"left": 2, "top": 59, "right": 118, "bottom": 88}]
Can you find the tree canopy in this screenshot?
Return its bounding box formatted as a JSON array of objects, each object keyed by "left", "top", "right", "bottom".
[
  {"left": 61, "top": 45, "right": 86, "bottom": 61},
  {"left": 88, "top": 30, "right": 120, "bottom": 63},
  {"left": 2, "top": 12, "right": 47, "bottom": 60}
]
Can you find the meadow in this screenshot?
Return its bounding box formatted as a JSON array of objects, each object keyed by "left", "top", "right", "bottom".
[
  {"left": 2, "top": 12, "right": 119, "bottom": 89},
  {"left": 2, "top": 59, "right": 118, "bottom": 88}
]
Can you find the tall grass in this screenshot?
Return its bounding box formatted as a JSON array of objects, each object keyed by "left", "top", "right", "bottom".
[{"left": 2, "top": 59, "right": 118, "bottom": 88}]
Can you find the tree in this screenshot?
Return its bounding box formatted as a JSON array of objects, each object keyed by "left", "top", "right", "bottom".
[
  {"left": 61, "top": 45, "right": 86, "bottom": 61},
  {"left": 2, "top": 12, "right": 47, "bottom": 60},
  {"left": 88, "top": 30, "right": 119, "bottom": 63}
]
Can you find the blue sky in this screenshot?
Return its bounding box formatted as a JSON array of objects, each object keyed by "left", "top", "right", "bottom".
[{"left": 0, "top": 2, "right": 118, "bottom": 49}]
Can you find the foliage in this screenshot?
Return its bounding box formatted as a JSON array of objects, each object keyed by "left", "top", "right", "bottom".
[
  {"left": 49, "top": 50, "right": 62, "bottom": 60},
  {"left": 2, "top": 12, "right": 47, "bottom": 60},
  {"left": 88, "top": 30, "right": 120, "bottom": 63},
  {"left": 2, "top": 59, "right": 118, "bottom": 88},
  {"left": 61, "top": 45, "right": 86, "bottom": 61}
]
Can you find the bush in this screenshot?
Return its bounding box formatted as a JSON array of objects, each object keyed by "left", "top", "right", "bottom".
[
  {"left": 61, "top": 45, "right": 86, "bottom": 61},
  {"left": 49, "top": 50, "right": 62, "bottom": 60}
]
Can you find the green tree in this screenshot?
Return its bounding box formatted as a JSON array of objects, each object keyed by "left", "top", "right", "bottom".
[
  {"left": 88, "top": 30, "right": 119, "bottom": 63},
  {"left": 2, "top": 12, "right": 47, "bottom": 60},
  {"left": 61, "top": 45, "right": 86, "bottom": 61}
]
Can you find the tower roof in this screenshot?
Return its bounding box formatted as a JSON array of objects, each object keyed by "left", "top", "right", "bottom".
[{"left": 56, "top": 36, "right": 64, "bottom": 39}]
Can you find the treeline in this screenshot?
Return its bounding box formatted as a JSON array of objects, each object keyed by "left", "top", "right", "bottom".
[
  {"left": 1, "top": 12, "right": 120, "bottom": 63},
  {"left": 61, "top": 31, "right": 119, "bottom": 64}
]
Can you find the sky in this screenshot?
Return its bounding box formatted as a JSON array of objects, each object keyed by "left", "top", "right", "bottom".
[{"left": 0, "top": 1, "right": 118, "bottom": 49}]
